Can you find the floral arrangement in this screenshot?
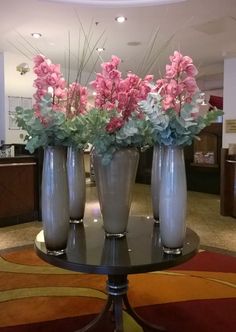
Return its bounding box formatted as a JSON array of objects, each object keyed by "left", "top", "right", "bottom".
[
  {"left": 86, "top": 55, "right": 154, "bottom": 164},
  {"left": 15, "top": 54, "right": 88, "bottom": 153},
  {"left": 139, "top": 51, "right": 223, "bottom": 147}
]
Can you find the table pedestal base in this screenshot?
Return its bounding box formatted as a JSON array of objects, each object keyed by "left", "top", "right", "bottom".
[{"left": 76, "top": 275, "right": 165, "bottom": 332}]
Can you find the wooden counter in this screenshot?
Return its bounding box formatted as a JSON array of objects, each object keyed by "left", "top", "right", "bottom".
[{"left": 0, "top": 155, "right": 39, "bottom": 226}]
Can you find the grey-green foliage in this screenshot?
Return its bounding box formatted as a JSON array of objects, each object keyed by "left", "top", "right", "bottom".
[
  {"left": 86, "top": 108, "right": 153, "bottom": 164},
  {"left": 139, "top": 92, "right": 223, "bottom": 147},
  {"left": 15, "top": 94, "right": 88, "bottom": 153}
]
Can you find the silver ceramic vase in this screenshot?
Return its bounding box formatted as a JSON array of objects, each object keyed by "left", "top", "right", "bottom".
[
  {"left": 159, "top": 145, "right": 187, "bottom": 255},
  {"left": 151, "top": 144, "right": 164, "bottom": 223},
  {"left": 41, "top": 146, "right": 70, "bottom": 255},
  {"left": 67, "top": 147, "right": 86, "bottom": 223},
  {"left": 93, "top": 148, "right": 139, "bottom": 237}
]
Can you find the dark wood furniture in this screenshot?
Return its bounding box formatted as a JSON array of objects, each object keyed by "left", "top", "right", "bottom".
[
  {"left": 0, "top": 155, "right": 39, "bottom": 226},
  {"left": 136, "top": 147, "right": 153, "bottom": 184},
  {"left": 220, "top": 148, "right": 236, "bottom": 217},
  {"left": 185, "top": 123, "right": 222, "bottom": 194},
  {"left": 35, "top": 216, "right": 200, "bottom": 332}
]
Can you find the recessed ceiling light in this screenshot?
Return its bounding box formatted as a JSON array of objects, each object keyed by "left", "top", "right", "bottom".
[
  {"left": 31, "top": 32, "right": 42, "bottom": 39},
  {"left": 115, "top": 16, "right": 127, "bottom": 23},
  {"left": 96, "top": 47, "right": 105, "bottom": 52}
]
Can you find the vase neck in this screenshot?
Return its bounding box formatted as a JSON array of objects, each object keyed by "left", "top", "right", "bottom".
[
  {"left": 166, "top": 145, "right": 182, "bottom": 149},
  {"left": 45, "top": 146, "right": 66, "bottom": 151}
]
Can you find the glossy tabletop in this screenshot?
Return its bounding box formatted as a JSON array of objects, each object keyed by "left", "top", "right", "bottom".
[{"left": 35, "top": 216, "right": 200, "bottom": 275}]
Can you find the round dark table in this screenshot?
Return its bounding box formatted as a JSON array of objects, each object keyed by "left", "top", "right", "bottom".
[{"left": 35, "top": 216, "right": 200, "bottom": 332}]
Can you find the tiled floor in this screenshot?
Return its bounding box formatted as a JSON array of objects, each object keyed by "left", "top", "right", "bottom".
[{"left": 0, "top": 182, "right": 236, "bottom": 253}]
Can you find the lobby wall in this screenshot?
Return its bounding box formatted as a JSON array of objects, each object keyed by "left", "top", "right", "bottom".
[
  {"left": 223, "top": 58, "right": 236, "bottom": 148},
  {"left": 3, "top": 51, "right": 34, "bottom": 144}
]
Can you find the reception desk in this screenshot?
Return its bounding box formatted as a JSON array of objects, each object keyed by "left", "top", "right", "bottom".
[{"left": 0, "top": 155, "right": 40, "bottom": 226}]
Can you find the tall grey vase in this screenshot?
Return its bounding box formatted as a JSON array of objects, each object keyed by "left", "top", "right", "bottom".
[
  {"left": 41, "top": 146, "right": 70, "bottom": 255},
  {"left": 67, "top": 147, "right": 86, "bottom": 223},
  {"left": 159, "top": 145, "right": 187, "bottom": 255},
  {"left": 151, "top": 144, "right": 164, "bottom": 223},
  {"left": 93, "top": 148, "right": 139, "bottom": 237}
]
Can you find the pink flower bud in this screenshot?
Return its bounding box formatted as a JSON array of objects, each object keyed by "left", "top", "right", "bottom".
[{"left": 33, "top": 54, "right": 46, "bottom": 67}]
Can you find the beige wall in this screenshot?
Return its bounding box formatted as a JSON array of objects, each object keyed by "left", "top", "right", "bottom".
[
  {"left": 3, "top": 52, "right": 34, "bottom": 144},
  {"left": 223, "top": 58, "right": 236, "bottom": 148}
]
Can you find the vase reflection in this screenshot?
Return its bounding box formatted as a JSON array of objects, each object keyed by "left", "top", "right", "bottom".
[
  {"left": 66, "top": 223, "right": 87, "bottom": 263},
  {"left": 151, "top": 223, "right": 164, "bottom": 261},
  {"left": 101, "top": 237, "right": 131, "bottom": 267}
]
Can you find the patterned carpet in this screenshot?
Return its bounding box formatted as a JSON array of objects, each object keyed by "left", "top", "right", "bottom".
[{"left": 0, "top": 246, "right": 236, "bottom": 331}]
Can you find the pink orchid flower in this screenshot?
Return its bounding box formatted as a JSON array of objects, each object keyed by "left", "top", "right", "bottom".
[
  {"left": 90, "top": 55, "right": 152, "bottom": 132},
  {"left": 33, "top": 54, "right": 46, "bottom": 67},
  {"left": 155, "top": 51, "right": 199, "bottom": 114},
  {"left": 33, "top": 54, "right": 87, "bottom": 118}
]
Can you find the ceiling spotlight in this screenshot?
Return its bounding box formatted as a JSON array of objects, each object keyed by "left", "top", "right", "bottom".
[
  {"left": 115, "top": 16, "right": 127, "bottom": 23},
  {"left": 96, "top": 47, "right": 105, "bottom": 52},
  {"left": 31, "top": 32, "right": 42, "bottom": 39}
]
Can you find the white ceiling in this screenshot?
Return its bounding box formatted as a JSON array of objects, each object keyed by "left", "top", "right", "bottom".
[{"left": 1, "top": 0, "right": 236, "bottom": 84}]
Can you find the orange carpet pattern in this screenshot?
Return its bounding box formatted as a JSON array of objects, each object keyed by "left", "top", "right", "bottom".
[{"left": 0, "top": 246, "right": 236, "bottom": 331}]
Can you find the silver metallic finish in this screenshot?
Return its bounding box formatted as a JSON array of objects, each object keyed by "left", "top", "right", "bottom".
[
  {"left": 151, "top": 144, "right": 164, "bottom": 223},
  {"left": 93, "top": 148, "right": 139, "bottom": 237},
  {"left": 159, "top": 145, "right": 187, "bottom": 254},
  {"left": 67, "top": 147, "right": 86, "bottom": 223},
  {"left": 41, "top": 146, "right": 69, "bottom": 255}
]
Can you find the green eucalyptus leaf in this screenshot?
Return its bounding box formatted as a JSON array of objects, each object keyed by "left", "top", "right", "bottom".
[
  {"left": 139, "top": 91, "right": 224, "bottom": 148},
  {"left": 14, "top": 103, "right": 89, "bottom": 152}
]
